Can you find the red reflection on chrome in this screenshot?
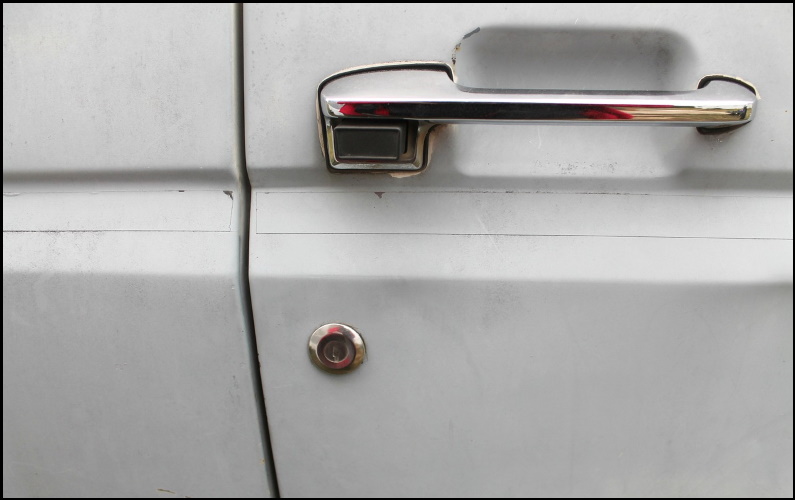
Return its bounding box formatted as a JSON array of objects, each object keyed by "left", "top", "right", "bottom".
[
  {"left": 582, "top": 106, "right": 633, "bottom": 120},
  {"left": 339, "top": 102, "right": 391, "bottom": 116}
]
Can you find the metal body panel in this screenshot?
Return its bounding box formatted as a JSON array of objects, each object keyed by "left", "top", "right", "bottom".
[
  {"left": 3, "top": 3, "right": 792, "bottom": 497},
  {"left": 254, "top": 191, "right": 792, "bottom": 240},
  {"left": 3, "top": 4, "right": 235, "bottom": 184},
  {"left": 3, "top": 231, "right": 266, "bottom": 498},
  {"left": 244, "top": 4, "right": 792, "bottom": 191},
  {"left": 245, "top": 3, "right": 793, "bottom": 497},
  {"left": 3, "top": 4, "right": 273, "bottom": 497},
  {"left": 251, "top": 234, "right": 792, "bottom": 497}
]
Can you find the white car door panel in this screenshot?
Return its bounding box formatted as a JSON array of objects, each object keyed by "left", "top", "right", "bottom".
[
  {"left": 3, "top": 5, "right": 274, "bottom": 497},
  {"left": 244, "top": 4, "right": 792, "bottom": 497},
  {"left": 3, "top": 3, "right": 792, "bottom": 498}
]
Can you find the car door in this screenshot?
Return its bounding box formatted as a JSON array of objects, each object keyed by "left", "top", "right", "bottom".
[
  {"left": 244, "top": 4, "right": 793, "bottom": 497},
  {"left": 3, "top": 5, "right": 275, "bottom": 497}
]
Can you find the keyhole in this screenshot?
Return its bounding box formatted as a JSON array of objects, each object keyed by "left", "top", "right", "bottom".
[
  {"left": 323, "top": 339, "right": 350, "bottom": 363},
  {"left": 309, "top": 324, "right": 365, "bottom": 373}
]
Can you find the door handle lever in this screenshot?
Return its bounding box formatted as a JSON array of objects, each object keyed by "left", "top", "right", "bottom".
[{"left": 317, "top": 62, "right": 758, "bottom": 173}]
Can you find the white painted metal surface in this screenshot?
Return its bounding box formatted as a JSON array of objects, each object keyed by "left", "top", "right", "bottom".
[
  {"left": 255, "top": 191, "right": 792, "bottom": 240},
  {"left": 3, "top": 231, "right": 265, "bottom": 497},
  {"left": 3, "top": 4, "right": 234, "bottom": 181},
  {"left": 3, "top": 4, "right": 273, "bottom": 497},
  {"left": 3, "top": 191, "right": 234, "bottom": 232},
  {"left": 245, "top": 4, "right": 793, "bottom": 497},
  {"left": 252, "top": 235, "right": 792, "bottom": 497},
  {"left": 3, "top": 3, "right": 792, "bottom": 497}
]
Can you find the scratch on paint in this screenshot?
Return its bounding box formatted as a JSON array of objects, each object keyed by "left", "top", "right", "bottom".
[
  {"left": 452, "top": 27, "right": 481, "bottom": 66},
  {"left": 462, "top": 27, "right": 481, "bottom": 40}
]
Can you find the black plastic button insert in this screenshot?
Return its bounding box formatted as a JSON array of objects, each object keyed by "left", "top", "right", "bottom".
[{"left": 334, "top": 120, "right": 407, "bottom": 161}]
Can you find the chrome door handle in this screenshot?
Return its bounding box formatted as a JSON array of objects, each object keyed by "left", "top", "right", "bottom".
[{"left": 317, "top": 62, "right": 758, "bottom": 173}]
